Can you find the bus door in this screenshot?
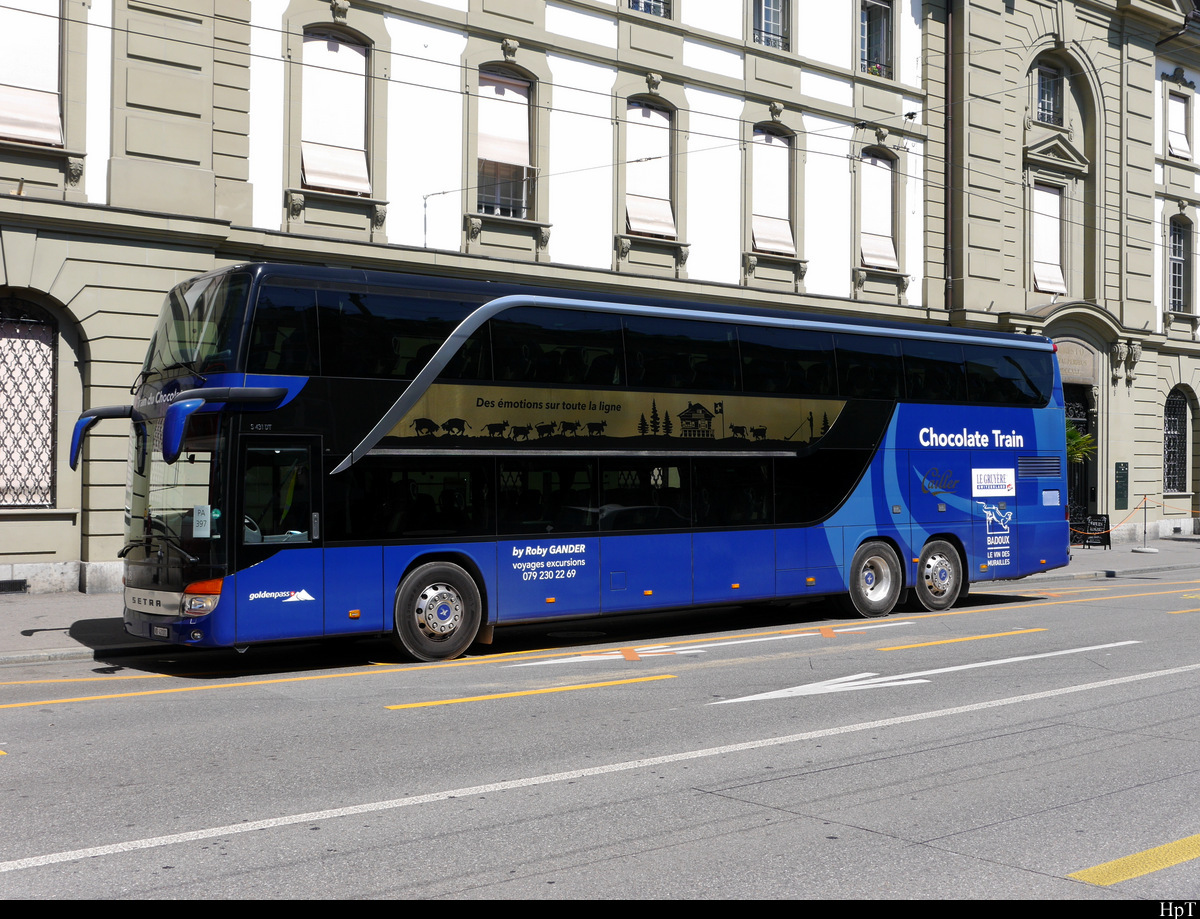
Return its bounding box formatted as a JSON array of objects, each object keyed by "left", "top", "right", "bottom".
[{"left": 234, "top": 436, "right": 325, "bottom": 642}]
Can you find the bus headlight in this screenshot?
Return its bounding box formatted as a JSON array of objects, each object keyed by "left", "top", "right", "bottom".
[{"left": 182, "top": 578, "right": 222, "bottom": 617}]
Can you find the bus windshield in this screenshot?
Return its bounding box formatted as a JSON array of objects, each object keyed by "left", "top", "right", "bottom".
[{"left": 142, "top": 271, "right": 251, "bottom": 378}]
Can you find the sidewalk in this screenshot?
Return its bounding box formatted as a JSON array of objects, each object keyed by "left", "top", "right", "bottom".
[{"left": 1, "top": 536, "right": 1198, "bottom": 665}]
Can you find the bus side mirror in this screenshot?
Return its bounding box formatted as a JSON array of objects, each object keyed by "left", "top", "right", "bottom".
[
  {"left": 162, "top": 398, "right": 206, "bottom": 464},
  {"left": 69, "top": 405, "right": 133, "bottom": 470},
  {"left": 69, "top": 417, "right": 100, "bottom": 471}
]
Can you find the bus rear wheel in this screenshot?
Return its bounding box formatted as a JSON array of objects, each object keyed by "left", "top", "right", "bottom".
[
  {"left": 843, "top": 541, "right": 902, "bottom": 618},
  {"left": 915, "top": 540, "right": 962, "bottom": 611},
  {"left": 393, "top": 562, "right": 482, "bottom": 662}
]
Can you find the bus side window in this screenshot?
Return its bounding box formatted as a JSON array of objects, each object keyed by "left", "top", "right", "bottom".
[
  {"left": 964, "top": 346, "right": 1053, "bottom": 407},
  {"left": 836, "top": 335, "right": 900, "bottom": 400},
  {"left": 249, "top": 285, "right": 319, "bottom": 376},
  {"left": 624, "top": 318, "right": 738, "bottom": 392},
  {"left": 490, "top": 308, "right": 624, "bottom": 387},
  {"left": 903, "top": 340, "right": 966, "bottom": 403}
]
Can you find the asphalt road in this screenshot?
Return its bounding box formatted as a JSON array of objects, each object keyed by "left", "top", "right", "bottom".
[{"left": 2, "top": 571, "right": 1199, "bottom": 899}]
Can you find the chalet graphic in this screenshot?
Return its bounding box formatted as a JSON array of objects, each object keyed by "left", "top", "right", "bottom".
[{"left": 678, "top": 402, "right": 715, "bottom": 439}]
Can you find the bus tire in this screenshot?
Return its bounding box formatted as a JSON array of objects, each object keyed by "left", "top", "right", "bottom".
[
  {"left": 392, "top": 562, "right": 482, "bottom": 662},
  {"left": 914, "top": 540, "right": 962, "bottom": 611},
  {"left": 843, "top": 541, "right": 902, "bottom": 618}
]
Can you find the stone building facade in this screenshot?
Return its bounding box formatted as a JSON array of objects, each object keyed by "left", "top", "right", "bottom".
[{"left": 0, "top": 0, "right": 1195, "bottom": 592}]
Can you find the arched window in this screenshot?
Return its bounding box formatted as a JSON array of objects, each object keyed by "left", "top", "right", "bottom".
[
  {"left": 1165, "top": 388, "right": 1188, "bottom": 494},
  {"left": 860, "top": 149, "right": 897, "bottom": 269},
  {"left": 301, "top": 30, "right": 371, "bottom": 195},
  {"left": 0, "top": 0, "right": 62, "bottom": 146},
  {"left": 477, "top": 68, "right": 534, "bottom": 219},
  {"left": 0, "top": 298, "right": 57, "bottom": 507},
  {"left": 751, "top": 127, "right": 794, "bottom": 256},
  {"left": 625, "top": 100, "right": 676, "bottom": 239}
]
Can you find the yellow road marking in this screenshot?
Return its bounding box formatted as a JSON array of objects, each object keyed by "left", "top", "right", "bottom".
[
  {"left": 878, "top": 628, "right": 1045, "bottom": 651},
  {"left": 385, "top": 675, "right": 677, "bottom": 709},
  {"left": 3, "top": 581, "right": 1194, "bottom": 708},
  {"left": 1169, "top": 608, "right": 1200, "bottom": 615},
  {"left": 0, "top": 673, "right": 175, "bottom": 687},
  {"left": 1069, "top": 833, "right": 1200, "bottom": 886}
]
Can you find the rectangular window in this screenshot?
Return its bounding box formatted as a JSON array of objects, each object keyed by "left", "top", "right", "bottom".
[
  {"left": 1169, "top": 220, "right": 1190, "bottom": 313},
  {"left": 754, "top": 1, "right": 788, "bottom": 51},
  {"left": 0, "top": 0, "right": 62, "bottom": 145},
  {"left": 301, "top": 32, "right": 371, "bottom": 196},
  {"left": 860, "top": 0, "right": 892, "bottom": 79},
  {"left": 477, "top": 71, "right": 533, "bottom": 218},
  {"left": 1037, "top": 65, "right": 1063, "bottom": 127},
  {"left": 625, "top": 101, "right": 676, "bottom": 239},
  {"left": 752, "top": 129, "right": 795, "bottom": 256},
  {"left": 1169, "top": 92, "right": 1192, "bottom": 159},
  {"left": 860, "top": 154, "right": 898, "bottom": 270},
  {"left": 629, "top": 0, "right": 670, "bottom": 17},
  {"left": 1032, "top": 183, "right": 1067, "bottom": 294}
]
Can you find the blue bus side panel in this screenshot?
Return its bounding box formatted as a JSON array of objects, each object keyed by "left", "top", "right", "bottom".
[
  {"left": 234, "top": 548, "right": 325, "bottom": 642},
  {"left": 693, "top": 530, "right": 775, "bottom": 603},
  {"left": 496, "top": 537, "right": 600, "bottom": 621},
  {"left": 907, "top": 448, "right": 974, "bottom": 576},
  {"left": 382, "top": 542, "right": 497, "bottom": 627},
  {"left": 601, "top": 533, "right": 692, "bottom": 612},
  {"left": 776, "top": 527, "right": 845, "bottom": 596},
  {"left": 891, "top": 404, "right": 1069, "bottom": 583},
  {"left": 832, "top": 446, "right": 913, "bottom": 587},
  {"left": 324, "top": 546, "right": 384, "bottom": 634}
]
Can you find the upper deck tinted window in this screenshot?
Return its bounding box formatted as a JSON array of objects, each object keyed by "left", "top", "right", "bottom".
[
  {"left": 903, "top": 340, "right": 967, "bottom": 403},
  {"left": 964, "top": 345, "right": 1053, "bottom": 406},
  {"left": 490, "top": 307, "right": 624, "bottom": 386},
  {"left": 624, "top": 317, "right": 739, "bottom": 392},
  {"left": 836, "top": 335, "right": 901, "bottom": 399},
  {"left": 738, "top": 326, "right": 836, "bottom": 395}
]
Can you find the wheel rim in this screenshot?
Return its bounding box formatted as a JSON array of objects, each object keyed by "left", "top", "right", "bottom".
[
  {"left": 414, "top": 583, "right": 463, "bottom": 641},
  {"left": 922, "top": 552, "right": 954, "bottom": 599},
  {"left": 859, "top": 554, "right": 893, "bottom": 602}
]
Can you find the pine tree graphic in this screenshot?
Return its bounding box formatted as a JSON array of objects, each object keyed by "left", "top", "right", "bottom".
[
  {"left": 650, "top": 400, "right": 660, "bottom": 435},
  {"left": 663, "top": 410, "right": 673, "bottom": 437},
  {"left": 638, "top": 413, "right": 649, "bottom": 436}
]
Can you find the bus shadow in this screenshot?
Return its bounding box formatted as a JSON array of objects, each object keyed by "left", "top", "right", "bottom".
[{"left": 83, "top": 590, "right": 1042, "bottom": 678}]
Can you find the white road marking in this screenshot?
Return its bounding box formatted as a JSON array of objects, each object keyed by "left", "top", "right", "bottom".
[
  {"left": 511, "top": 622, "right": 911, "bottom": 667},
  {"left": 711, "top": 640, "right": 1143, "bottom": 702},
  {"left": 4, "top": 654, "right": 1194, "bottom": 876}
]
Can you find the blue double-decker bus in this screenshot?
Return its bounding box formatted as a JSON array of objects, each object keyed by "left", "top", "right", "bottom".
[{"left": 72, "top": 263, "right": 1069, "bottom": 660}]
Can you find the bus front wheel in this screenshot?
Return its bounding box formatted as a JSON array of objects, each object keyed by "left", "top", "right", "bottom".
[
  {"left": 915, "top": 540, "right": 962, "bottom": 611},
  {"left": 393, "top": 562, "right": 482, "bottom": 662},
  {"left": 843, "top": 541, "right": 902, "bottom": 619}
]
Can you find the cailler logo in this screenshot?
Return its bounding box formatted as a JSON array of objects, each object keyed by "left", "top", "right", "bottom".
[{"left": 920, "top": 467, "right": 959, "bottom": 496}]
